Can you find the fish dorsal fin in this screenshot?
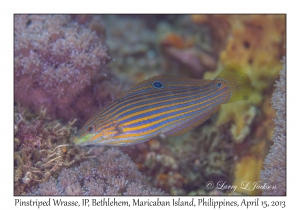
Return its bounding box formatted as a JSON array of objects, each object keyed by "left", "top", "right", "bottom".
[{"left": 164, "top": 105, "right": 221, "bottom": 137}]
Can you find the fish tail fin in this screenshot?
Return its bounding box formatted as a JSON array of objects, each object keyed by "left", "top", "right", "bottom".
[{"left": 215, "top": 64, "right": 252, "bottom": 103}]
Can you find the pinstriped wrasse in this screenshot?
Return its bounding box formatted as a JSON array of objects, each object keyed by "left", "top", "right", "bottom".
[{"left": 74, "top": 64, "right": 251, "bottom": 146}]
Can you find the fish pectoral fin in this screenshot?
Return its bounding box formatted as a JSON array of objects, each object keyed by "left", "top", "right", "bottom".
[
  {"left": 117, "top": 125, "right": 124, "bottom": 133},
  {"left": 164, "top": 105, "right": 221, "bottom": 137},
  {"left": 101, "top": 118, "right": 124, "bottom": 134}
]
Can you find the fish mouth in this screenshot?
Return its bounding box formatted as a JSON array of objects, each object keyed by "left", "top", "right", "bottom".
[
  {"left": 72, "top": 136, "right": 82, "bottom": 145},
  {"left": 72, "top": 136, "right": 80, "bottom": 145},
  {"left": 72, "top": 134, "right": 93, "bottom": 145}
]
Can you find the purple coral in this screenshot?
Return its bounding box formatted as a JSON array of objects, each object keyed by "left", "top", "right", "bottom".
[
  {"left": 14, "top": 15, "right": 121, "bottom": 123},
  {"left": 260, "top": 59, "right": 286, "bottom": 195},
  {"left": 29, "top": 148, "right": 166, "bottom": 195},
  {"left": 14, "top": 105, "right": 99, "bottom": 195}
]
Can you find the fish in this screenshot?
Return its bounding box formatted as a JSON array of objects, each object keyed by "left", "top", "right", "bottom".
[{"left": 74, "top": 64, "right": 251, "bottom": 146}]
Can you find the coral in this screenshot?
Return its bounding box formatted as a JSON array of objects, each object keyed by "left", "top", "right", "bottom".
[
  {"left": 14, "top": 104, "right": 94, "bottom": 195},
  {"left": 203, "top": 14, "right": 285, "bottom": 143},
  {"left": 260, "top": 60, "right": 286, "bottom": 195},
  {"left": 121, "top": 122, "right": 235, "bottom": 195},
  {"left": 216, "top": 102, "right": 257, "bottom": 143},
  {"left": 192, "top": 15, "right": 285, "bottom": 195},
  {"left": 14, "top": 15, "right": 122, "bottom": 124},
  {"left": 15, "top": 104, "right": 165, "bottom": 196},
  {"left": 168, "top": 124, "right": 235, "bottom": 194},
  {"left": 233, "top": 154, "right": 264, "bottom": 195},
  {"left": 29, "top": 147, "right": 166, "bottom": 195},
  {"left": 219, "top": 15, "right": 285, "bottom": 91},
  {"left": 196, "top": 17, "right": 285, "bottom": 193}
]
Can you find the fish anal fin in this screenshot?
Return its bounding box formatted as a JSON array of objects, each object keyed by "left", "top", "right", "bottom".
[{"left": 159, "top": 133, "right": 167, "bottom": 139}]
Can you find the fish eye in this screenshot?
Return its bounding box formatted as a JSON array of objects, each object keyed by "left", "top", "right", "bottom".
[
  {"left": 86, "top": 125, "right": 95, "bottom": 133},
  {"left": 217, "top": 82, "right": 222, "bottom": 88},
  {"left": 152, "top": 81, "right": 164, "bottom": 89}
]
